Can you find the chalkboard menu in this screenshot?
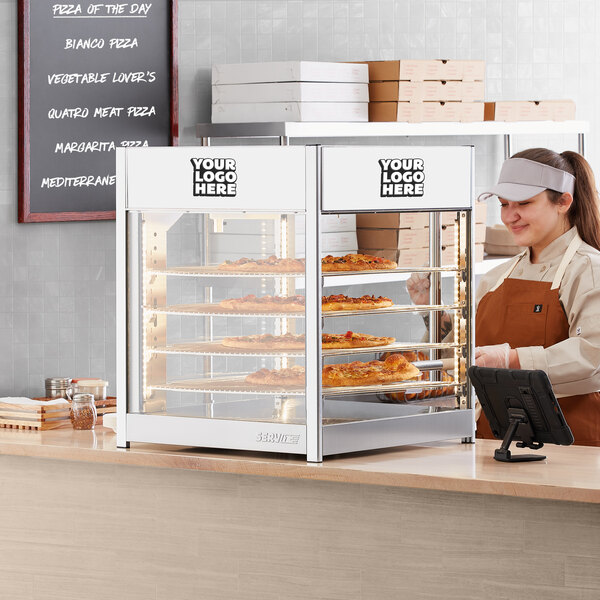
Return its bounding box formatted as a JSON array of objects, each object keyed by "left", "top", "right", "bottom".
[{"left": 18, "top": 0, "right": 178, "bottom": 222}]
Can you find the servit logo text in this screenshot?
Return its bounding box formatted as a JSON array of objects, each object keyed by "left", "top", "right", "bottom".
[
  {"left": 191, "top": 157, "right": 237, "bottom": 197},
  {"left": 379, "top": 158, "right": 425, "bottom": 197},
  {"left": 256, "top": 432, "right": 301, "bottom": 445}
]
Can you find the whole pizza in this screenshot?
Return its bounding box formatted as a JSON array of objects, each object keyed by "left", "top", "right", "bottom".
[
  {"left": 322, "top": 253, "right": 397, "bottom": 272},
  {"left": 217, "top": 253, "right": 395, "bottom": 273},
  {"left": 219, "top": 294, "right": 305, "bottom": 312},
  {"left": 222, "top": 333, "right": 305, "bottom": 350},
  {"left": 322, "top": 353, "right": 420, "bottom": 387},
  {"left": 322, "top": 294, "right": 393, "bottom": 312},
  {"left": 245, "top": 365, "right": 305, "bottom": 387},
  {"left": 218, "top": 255, "right": 305, "bottom": 273},
  {"left": 322, "top": 331, "right": 395, "bottom": 349}
]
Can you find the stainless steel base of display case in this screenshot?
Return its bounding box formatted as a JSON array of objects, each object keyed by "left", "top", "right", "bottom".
[
  {"left": 125, "top": 399, "right": 474, "bottom": 458},
  {"left": 321, "top": 403, "right": 474, "bottom": 456}
]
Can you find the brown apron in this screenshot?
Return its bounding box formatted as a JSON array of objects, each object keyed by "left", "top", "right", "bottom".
[{"left": 476, "top": 237, "right": 600, "bottom": 446}]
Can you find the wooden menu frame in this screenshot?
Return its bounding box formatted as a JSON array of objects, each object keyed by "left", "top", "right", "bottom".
[{"left": 18, "top": 0, "right": 179, "bottom": 222}]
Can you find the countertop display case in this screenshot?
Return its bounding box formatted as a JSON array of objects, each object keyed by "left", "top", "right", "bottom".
[{"left": 116, "top": 145, "right": 475, "bottom": 461}]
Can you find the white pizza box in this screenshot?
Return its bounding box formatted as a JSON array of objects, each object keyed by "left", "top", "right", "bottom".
[
  {"left": 295, "top": 213, "right": 357, "bottom": 234},
  {"left": 212, "top": 217, "right": 275, "bottom": 235},
  {"left": 296, "top": 231, "right": 358, "bottom": 255},
  {"left": 212, "top": 61, "right": 369, "bottom": 85},
  {"left": 212, "top": 102, "right": 368, "bottom": 123},
  {"left": 211, "top": 234, "right": 275, "bottom": 255},
  {"left": 212, "top": 82, "right": 369, "bottom": 104},
  {"left": 296, "top": 249, "right": 359, "bottom": 259}
]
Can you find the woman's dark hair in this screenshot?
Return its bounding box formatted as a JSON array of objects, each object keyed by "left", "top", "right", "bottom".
[{"left": 511, "top": 148, "right": 600, "bottom": 250}]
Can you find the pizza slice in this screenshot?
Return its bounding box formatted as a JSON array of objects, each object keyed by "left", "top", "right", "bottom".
[
  {"left": 219, "top": 294, "right": 305, "bottom": 312},
  {"left": 322, "top": 331, "right": 395, "bottom": 349},
  {"left": 321, "top": 253, "right": 397, "bottom": 272},
  {"left": 221, "top": 333, "right": 305, "bottom": 350},
  {"left": 218, "top": 255, "right": 305, "bottom": 272},
  {"left": 322, "top": 294, "right": 393, "bottom": 312},
  {"left": 245, "top": 365, "right": 305, "bottom": 387}
]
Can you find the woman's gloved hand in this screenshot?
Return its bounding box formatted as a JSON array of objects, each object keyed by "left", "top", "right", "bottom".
[
  {"left": 406, "top": 272, "right": 430, "bottom": 305},
  {"left": 474, "top": 343, "right": 511, "bottom": 368}
]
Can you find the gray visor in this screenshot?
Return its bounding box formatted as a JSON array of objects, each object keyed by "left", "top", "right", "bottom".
[{"left": 479, "top": 158, "right": 576, "bottom": 202}]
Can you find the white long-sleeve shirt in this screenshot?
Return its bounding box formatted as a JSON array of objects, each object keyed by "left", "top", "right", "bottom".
[{"left": 476, "top": 227, "right": 600, "bottom": 397}]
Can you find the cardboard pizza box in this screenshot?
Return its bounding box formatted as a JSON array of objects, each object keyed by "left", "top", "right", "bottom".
[{"left": 484, "top": 100, "right": 576, "bottom": 122}]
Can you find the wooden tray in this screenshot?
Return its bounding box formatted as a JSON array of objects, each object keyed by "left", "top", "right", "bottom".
[{"left": 0, "top": 401, "right": 71, "bottom": 431}]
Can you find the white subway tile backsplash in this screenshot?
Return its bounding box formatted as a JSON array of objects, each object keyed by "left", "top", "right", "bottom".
[{"left": 0, "top": 0, "right": 598, "bottom": 396}]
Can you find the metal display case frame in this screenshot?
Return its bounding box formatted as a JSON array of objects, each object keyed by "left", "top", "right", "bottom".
[{"left": 116, "top": 143, "right": 475, "bottom": 462}]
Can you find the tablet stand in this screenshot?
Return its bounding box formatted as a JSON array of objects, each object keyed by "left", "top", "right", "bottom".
[{"left": 494, "top": 408, "right": 546, "bottom": 462}]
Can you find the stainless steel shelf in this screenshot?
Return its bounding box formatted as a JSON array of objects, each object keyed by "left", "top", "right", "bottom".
[
  {"left": 149, "top": 341, "right": 462, "bottom": 359},
  {"left": 146, "top": 304, "right": 305, "bottom": 318},
  {"left": 322, "top": 341, "right": 461, "bottom": 357},
  {"left": 322, "top": 266, "right": 462, "bottom": 277},
  {"left": 147, "top": 265, "right": 463, "bottom": 280},
  {"left": 323, "top": 302, "right": 464, "bottom": 318},
  {"left": 322, "top": 379, "right": 461, "bottom": 398},
  {"left": 150, "top": 377, "right": 306, "bottom": 396},
  {"left": 150, "top": 342, "right": 305, "bottom": 358},
  {"left": 150, "top": 377, "right": 461, "bottom": 399},
  {"left": 196, "top": 120, "right": 589, "bottom": 140},
  {"left": 147, "top": 266, "right": 304, "bottom": 278}
]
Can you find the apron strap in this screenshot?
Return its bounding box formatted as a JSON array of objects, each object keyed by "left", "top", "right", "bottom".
[
  {"left": 551, "top": 232, "right": 583, "bottom": 290},
  {"left": 489, "top": 250, "right": 528, "bottom": 292}
]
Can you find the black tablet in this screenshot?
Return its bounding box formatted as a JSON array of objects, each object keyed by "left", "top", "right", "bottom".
[{"left": 468, "top": 367, "right": 574, "bottom": 462}]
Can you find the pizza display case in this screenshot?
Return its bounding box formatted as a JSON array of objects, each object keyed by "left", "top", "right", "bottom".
[{"left": 116, "top": 145, "right": 475, "bottom": 461}]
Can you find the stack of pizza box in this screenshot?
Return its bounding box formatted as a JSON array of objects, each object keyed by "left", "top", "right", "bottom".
[
  {"left": 208, "top": 214, "right": 358, "bottom": 263},
  {"left": 356, "top": 202, "right": 486, "bottom": 267},
  {"left": 211, "top": 61, "right": 369, "bottom": 123},
  {"left": 295, "top": 214, "right": 358, "bottom": 258},
  {"left": 358, "top": 59, "right": 485, "bottom": 123}
]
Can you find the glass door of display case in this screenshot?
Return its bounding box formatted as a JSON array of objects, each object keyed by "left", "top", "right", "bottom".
[
  {"left": 317, "top": 146, "right": 475, "bottom": 457},
  {"left": 135, "top": 210, "right": 307, "bottom": 423}
]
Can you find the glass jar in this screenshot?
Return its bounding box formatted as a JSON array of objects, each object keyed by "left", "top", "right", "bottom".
[{"left": 70, "top": 394, "right": 97, "bottom": 430}]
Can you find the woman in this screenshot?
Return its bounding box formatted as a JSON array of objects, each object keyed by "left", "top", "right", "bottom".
[{"left": 408, "top": 148, "right": 600, "bottom": 446}]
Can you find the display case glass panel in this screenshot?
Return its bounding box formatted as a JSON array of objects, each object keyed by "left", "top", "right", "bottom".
[{"left": 135, "top": 211, "right": 307, "bottom": 425}]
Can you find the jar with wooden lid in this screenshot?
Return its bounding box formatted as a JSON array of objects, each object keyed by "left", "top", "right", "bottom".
[{"left": 70, "top": 394, "right": 97, "bottom": 430}]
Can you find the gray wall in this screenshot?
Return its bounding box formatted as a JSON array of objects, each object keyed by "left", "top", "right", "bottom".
[{"left": 1, "top": 0, "right": 599, "bottom": 397}]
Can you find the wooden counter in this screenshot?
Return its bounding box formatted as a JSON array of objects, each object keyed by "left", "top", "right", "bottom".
[
  {"left": 1, "top": 428, "right": 600, "bottom": 599},
  {"left": 0, "top": 426, "right": 599, "bottom": 503}
]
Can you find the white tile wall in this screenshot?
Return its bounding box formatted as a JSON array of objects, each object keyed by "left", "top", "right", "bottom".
[{"left": 1, "top": 0, "right": 599, "bottom": 396}]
